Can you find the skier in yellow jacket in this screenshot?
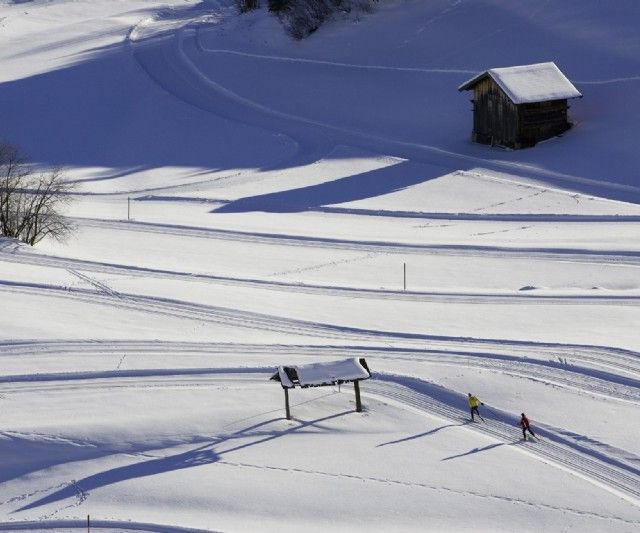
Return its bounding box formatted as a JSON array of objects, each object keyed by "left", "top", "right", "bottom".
[{"left": 468, "top": 393, "right": 485, "bottom": 421}]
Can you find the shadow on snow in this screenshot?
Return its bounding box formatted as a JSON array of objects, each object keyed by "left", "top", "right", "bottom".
[
  {"left": 213, "top": 160, "right": 445, "bottom": 213},
  {"left": 15, "top": 409, "right": 352, "bottom": 513}
]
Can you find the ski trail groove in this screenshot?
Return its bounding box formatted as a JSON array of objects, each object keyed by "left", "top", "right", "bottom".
[
  {"left": 3, "top": 281, "right": 640, "bottom": 386},
  {"left": 127, "top": 6, "right": 640, "bottom": 200},
  {"left": 1, "top": 339, "right": 639, "bottom": 391},
  {"left": 1, "top": 367, "right": 638, "bottom": 512},
  {"left": 366, "top": 375, "right": 640, "bottom": 506},
  {"left": 72, "top": 217, "right": 640, "bottom": 266},
  {"left": 3, "top": 245, "right": 640, "bottom": 305},
  {"left": 67, "top": 270, "right": 120, "bottom": 298}
]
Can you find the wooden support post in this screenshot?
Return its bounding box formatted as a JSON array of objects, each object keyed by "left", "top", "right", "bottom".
[
  {"left": 87, "top": 514, "right": 90, "bottom": 533},
  {"left": 284, "top": 387, "right": 291, "bottom": 420},
  {"left": 354, "top": 380, "right": 362, "bottom": 412}
]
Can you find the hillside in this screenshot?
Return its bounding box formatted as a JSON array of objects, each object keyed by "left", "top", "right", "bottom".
[{"left": 0, "top": 0, "right": 639, "bottom": 531}]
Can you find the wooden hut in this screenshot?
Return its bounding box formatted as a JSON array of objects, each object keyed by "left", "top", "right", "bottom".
[{"left": 458, "top": 62, "right": 582, "bottom": 149}]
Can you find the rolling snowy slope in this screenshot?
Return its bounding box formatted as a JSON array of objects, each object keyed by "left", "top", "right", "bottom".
[{"left": 0, "top": 0, "right": 639, "bottom": 531}]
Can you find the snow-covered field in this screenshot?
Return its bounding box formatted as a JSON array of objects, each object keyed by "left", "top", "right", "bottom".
[{"left": 0, "top": 0, "right": 639, "bottom": 531}]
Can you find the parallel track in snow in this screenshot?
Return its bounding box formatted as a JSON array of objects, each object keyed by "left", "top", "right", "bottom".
[
  {"left": 139, "top": 11, "right": 640, "bottom": 202},
  {"left": 1, "top": 280, "right": 640, "bottom": 363},
  {"left": 1, "top": 368, "right": 638, "bottom": 508},
  {"left": 74, "top": 217, "right": 640, "bottom": 266},
  {"left": 2, "top": 246, "right": 639, "bottom": 306},
  {"left": 1, "top": 339, "right": 639, "bottom": 402},
  {"left": 365, "top": 375, "right": 640, "bottom": 506},
  {"left": 2, "top": 271, "right": 639, "bottom": 401},
  {"left": 1, "top": 1, "right": 639, "bottom": 528}
]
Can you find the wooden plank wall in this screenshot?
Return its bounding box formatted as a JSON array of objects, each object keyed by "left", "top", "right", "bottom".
[
  {"left": 470, "top": 78, "right": 570, "bottom": 148},
  {"left": 472, "top": 78, "right": 518, "bottom": 146},
  {"left": 518, "top": 100, "right": 569, "bottom": 146}
]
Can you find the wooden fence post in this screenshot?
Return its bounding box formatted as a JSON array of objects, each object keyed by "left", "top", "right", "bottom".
[{"left": 284, "top": 387, "right": 291, "bottom": 420}]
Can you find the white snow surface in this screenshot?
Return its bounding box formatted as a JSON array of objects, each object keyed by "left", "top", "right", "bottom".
[
  {"left": 0, "top": 0, "right": 639, "bottom": 531},
  {"left": 459, "top": 62, "right": 583, "bottom": 104}
]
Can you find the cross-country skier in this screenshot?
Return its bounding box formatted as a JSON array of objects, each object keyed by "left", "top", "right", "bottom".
[
  {"left": 520, "top": 413, "right": 536, "bottom": 440},
  {"left": 468, "top": 393, "right": 484, "bottom": 421}
]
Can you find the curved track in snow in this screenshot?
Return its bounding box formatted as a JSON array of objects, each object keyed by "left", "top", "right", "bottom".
[
  {"left": 4, "top": 217, "right": 640, "bottom": 272},
  {"left": 1, "top": 368, "right": 638, "bottom": 509},
  {"left": 73, "top": 218, "right": 640, "bottom": 266},
  {"left": 127, "top": 6, "right": 640, "bottom": 201},
  {"left": 366, "top": 375, "right": 640, "bottom": 507},
  {"left": 2, "top": 248, "right": 640, "bottom": 309},
  {"left": 2, "top": 2, "right": 640, "bottom": 528},
  {"left": 1, "top": 337, "right": 639, "bottom": 402},
  {"left": 130, "top": 8, "right": 333, "bottom": 171}
]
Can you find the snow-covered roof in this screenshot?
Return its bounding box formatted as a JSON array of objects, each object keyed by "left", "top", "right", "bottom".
[
  {"left": 272, "top": 358, "right": 371, "bottom": 388},
  {"left": 458, "top": 62, "right": 582, "bottom": 104}
]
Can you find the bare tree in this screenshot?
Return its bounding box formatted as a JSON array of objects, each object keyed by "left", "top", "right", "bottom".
[
  {"left": 270, "top": 0, "right": 378, "bottom": 40},
  {"left": 237, "top": 0, "right": 259, "bottom": 12},
  {"left": 0, "top": 142, "right": 74, "bottom": 246}
]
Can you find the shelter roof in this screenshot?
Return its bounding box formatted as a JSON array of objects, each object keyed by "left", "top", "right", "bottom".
[{"left": 271, "top": 358, "right": 371, "bottom": 388}]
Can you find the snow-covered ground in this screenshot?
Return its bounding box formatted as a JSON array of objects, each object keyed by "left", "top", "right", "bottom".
[{"left": 0, "top": 0, "right": 639, "bottom": 531}]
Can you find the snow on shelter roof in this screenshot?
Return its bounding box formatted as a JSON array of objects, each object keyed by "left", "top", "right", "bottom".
[
  {"left": 272, "top": 358, "right": 371, "bottom": 388},
  {"left": 458, "top": 62, "right": 582, "bottom": 104}
]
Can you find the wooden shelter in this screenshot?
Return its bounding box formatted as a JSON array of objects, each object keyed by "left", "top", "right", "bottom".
[
  {"left": 458, "top": 62, "right": 582, "bottom": 149},
  {"left": 270, "top": 358, "right": 371, "bottom": 420}
]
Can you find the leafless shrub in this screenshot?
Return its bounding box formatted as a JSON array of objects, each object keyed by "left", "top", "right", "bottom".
[
  {"left": 270, "top": 0, "right": 378, "bottom": 40},
  {"left": 0, "top": 142, "right": 75, "bottom": 246},
  {"left": 237, "top": 0, "right": 260, "bottom": 13}
]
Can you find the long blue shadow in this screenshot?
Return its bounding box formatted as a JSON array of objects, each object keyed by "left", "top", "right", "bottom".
[
  {"left": 214, "top": 160, "right": 445, "bottom": 213},
  {"left": 16, "top": 410, "right": 351, "bottom": 513},
  {"left": 441, "top": 442, "right": 505, "bottom": 461},
  {"left": 0, "top": 10, "right": 301, "bottom": 177},
  {"left": 376, "top": 422, "right": 467, "bottom": 447}
]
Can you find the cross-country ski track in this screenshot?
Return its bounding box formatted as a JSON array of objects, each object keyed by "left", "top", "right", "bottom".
[
  {"left": 3, "top": 281, "right": 640, "bottom": 383},
  {"left": 2, "top": 0, "right": 640, "bottom": 530},
  {"left": 2, "top": 246, "right": 640, "bottom": 305},
  {"left": 132, "top": 11, "right": 640, "bottom": 202},
  {"left": 0, "top": 370, "right": 639, "bottom": 512}
]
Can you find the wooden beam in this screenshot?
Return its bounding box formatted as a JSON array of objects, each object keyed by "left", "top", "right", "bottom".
[
  {"left": 284, "top": 387, "right": 291, "bottom": 420},
  {"left": 354, "top": 380, "right": 362, "bottom": 412}
]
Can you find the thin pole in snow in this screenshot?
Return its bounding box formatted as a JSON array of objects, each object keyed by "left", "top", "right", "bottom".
[
  {"left": 87, "top": 514, "right": 90, "bottom": 533},
  {"left": 354, "top": 380, "right": 362, "bottom": 412},
  {"left": 127, "top": 197, "right": 131, "bottom": 221},
  {"left": 403, "top": 262, "right": 406, "bottom": 291},
  {"left": 284, "top": 388, "right": 291, "bottom": 420}
]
